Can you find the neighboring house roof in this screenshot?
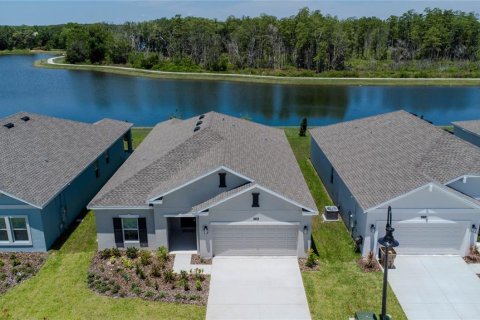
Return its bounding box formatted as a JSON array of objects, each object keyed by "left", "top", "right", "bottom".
[
  {"left": 89, "top": 112, "right": 317, "bottom": 212},
  {"left": 453, "top": 120, "right": 480, "bottom": 137},
  {"left": 309, "top": 110, "right": 480, "bottom": 211},
  {"left": 0, "top": 112, "right": 132, "bottom": 208}
]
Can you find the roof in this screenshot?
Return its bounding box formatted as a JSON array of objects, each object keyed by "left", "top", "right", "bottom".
[
  {"left": 309, "top": 110, "right": 480, "bottom": 211},
  {"left": 0, "top": 112, "right": 132, "bottom": 208},
  {"left": 89, "top": 112, "right": 317, "bottom": 212},
  {"left": 453, "top": 120, "right": 480, "bottom": 137}
]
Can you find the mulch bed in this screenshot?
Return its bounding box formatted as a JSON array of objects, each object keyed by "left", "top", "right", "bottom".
[
  {"left": 0, "top": 252, "right": 48, "bottom": 295},
  {"left": 88, "top": 248, "right": 210, "bottom": 305},
  {"left": 191, "top": 254, "right": 212, "bottom": 265},
  {"left": 357, "top": 256, "right": 382, "bottom": 273},
  {"left": 298, "top": 258, "right": 320, "bottom": 271},
  {"left": 464, "top": 246, "right": 480, "bottom": 264}
]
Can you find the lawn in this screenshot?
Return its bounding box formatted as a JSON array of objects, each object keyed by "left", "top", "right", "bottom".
[
  {"left": 0, "top": 129, "right": 204, "bottom": 320},
  {"left": 284, "top": 128, "right": 407, "bottom": 320}
]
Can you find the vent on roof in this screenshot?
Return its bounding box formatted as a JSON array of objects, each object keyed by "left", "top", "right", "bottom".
[
  {"left": 196, "top": 121, "right": 203, "bottom": 126},
  {"left": 3, "top": 123, "right": 14, "bottom": 129},
  {"left": 194, "top": 126, "right": 201, "bottom": 132},
  {"left": 20, "top": 116, "right": 30, "bottom": 122},
  {"left": 199, "top": 114, "right": 205, "bottom": 120}
]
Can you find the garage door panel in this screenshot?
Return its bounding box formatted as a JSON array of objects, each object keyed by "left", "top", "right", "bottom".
[
  {"left": 212, "top": 224, "right": 298, "bottom": 256},
  {"left": 377, "top": 221, "right": 468, "bottom": 255}
]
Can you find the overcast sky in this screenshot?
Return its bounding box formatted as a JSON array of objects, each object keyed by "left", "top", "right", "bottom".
[{"left": 1, "top": 1, "right": 480, "bottom": 25}]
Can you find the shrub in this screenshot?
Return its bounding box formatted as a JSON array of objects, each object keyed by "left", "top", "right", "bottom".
[
  {"left": 179, "top": 270, "right": 189, "bottom": 281},
  {"left": 305, "top": 249, "right": 319, "bottom": 268},
  {"left": 109, "top": 256, "right": 117, "bottom": 265},
  {"left": 111, "top": 284, "right": 121, "bottom": 294},
  {"left": 121, "top": 257, "right": 134, "bottom": 269},
  {"left": 365, "top": 251, "right": 377, "bottom": 269},
  {"left": 135, "top": 263, "right": 146, "bottom": 279},
  {"left": 178, "top": 278, "right": 189, "bottom": 291},
  {"left": 99, "top": 248, "right": 112, "bottom": 259},
  {"left": 131, "top": 283, "right": 142, "bottom": 295},
  {"left": 163, "top": 269, "right": 175, "bottom": 283},
  {"left": 192, "top": 268, "right": 205, "bottom": 282},
  {"left": 299, "top": 118, "right": 308, "bottom": 137},
  {"left": 144, "top": 291, "right": 155, "bottom": 298},
  {"left": 11, "top": 258, "right": 21, "bottom": 267},
  {"left": 195, "top": 279, "right": 202, "bottom": 291},
  {"left": 0, "top": 272, "right": 6, "bottom": 281},
  {"left": 126, "top": 247, "right": 139, "bottom": 259},
  {"left": 0, "top": 260, "right": 5, "bottom": 267},
  {"left": 139, "top": 250, "right": 152, "bottom": 266},
  {"left": 157, "top": 291, "right": 167, "bottom": 299},
  {"left": 157, "top": 246, "right": 169, "bottom": 263},
  {"left": 150, "top": 263, "right": 162, "bottom": 278},
  {"left": 111, "top": 247, "right": 121, "bottom": 258}
]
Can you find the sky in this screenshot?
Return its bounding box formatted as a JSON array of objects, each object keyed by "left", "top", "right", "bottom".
[{"left": 1, "top": 1, "right": 480, "bottom": 25}]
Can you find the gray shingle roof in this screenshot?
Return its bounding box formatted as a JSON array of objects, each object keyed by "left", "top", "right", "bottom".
[
  {"left": 310, "top": 110, "right": 480, "bottom": 211},
  {"left": 89, "top": 112, "right": 317, "bottom": 212},
  {"left": 0, "top": 112, "right": 132, "bottom": 208},
  {"left": 453, "top": 120, "right": 480, "bottom": 137}
]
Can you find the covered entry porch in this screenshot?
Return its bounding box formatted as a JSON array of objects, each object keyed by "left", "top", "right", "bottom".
[{"left": 167, "top": 216, "right": 198, "bottom": 252}]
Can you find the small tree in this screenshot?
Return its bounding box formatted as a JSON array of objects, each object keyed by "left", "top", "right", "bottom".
[{"left": 299, "top": 118, "right": 308, "bottom": 137}]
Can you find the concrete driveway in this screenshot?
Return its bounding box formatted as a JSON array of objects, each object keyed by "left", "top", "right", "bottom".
[
  {"left": 388, "top": 256, "right": 480, "bottom": 320},
  {"left": 206, "top": 256, "right": 311, "bottom": 320}
]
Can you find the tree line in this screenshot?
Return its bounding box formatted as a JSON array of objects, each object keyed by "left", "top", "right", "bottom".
[{"left": 2, "top": 8, "right": 480, "bottom": 73}]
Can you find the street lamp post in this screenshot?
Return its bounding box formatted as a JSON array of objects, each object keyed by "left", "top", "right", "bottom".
[{"left": 378, "top": 206, "right": 399, "bottom": 320}]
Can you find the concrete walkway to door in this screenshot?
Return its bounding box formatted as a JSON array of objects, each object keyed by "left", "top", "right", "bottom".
[
  {"left": 389, "top": 256, "right": 480, "bottom": 320},
  {"left": 206, "top": 256, "right": 311, "bottom": 320}
]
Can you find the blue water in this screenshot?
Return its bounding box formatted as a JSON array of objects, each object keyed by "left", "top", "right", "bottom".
[{"left": 0, "top": 54, "right": 479, "bottom": 126}]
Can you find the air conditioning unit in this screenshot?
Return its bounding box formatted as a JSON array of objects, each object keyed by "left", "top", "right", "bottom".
[{"left": 324, "top": 206, "right": 339, "bottom": 221}]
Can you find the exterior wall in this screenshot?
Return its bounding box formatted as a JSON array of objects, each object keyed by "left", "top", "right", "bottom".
[
  {"left": 362, "top": 186, "right": 480, "bottom": 257},
  {"left": 454, "top": 125, "right": 480, "bottom": 147},
  {"left": 198, "top": 187, "right": 313, "bottom": 258},
  {"left": 310, "top": 137, "right": 363, "bottom": 235},
  {"left": 0, "top": 194, "right": 46, "bottom": 251},
  {"left": 448, "top": 177, "right": 480, "bottom": 200},
  {"left": 95, "top": 208, "right": 156, "bottom": 250}
]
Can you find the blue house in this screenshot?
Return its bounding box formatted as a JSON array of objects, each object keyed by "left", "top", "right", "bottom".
[{"left": 0, "top": 112, "right": 132, "bottom": 252}]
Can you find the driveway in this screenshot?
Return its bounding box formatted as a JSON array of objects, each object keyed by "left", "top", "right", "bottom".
[
  {"left": 206, "top": 256, "right": 311, "bottom": 320},
  {"left": 389, "top": 256, "right": 480, "bottom": 320}
]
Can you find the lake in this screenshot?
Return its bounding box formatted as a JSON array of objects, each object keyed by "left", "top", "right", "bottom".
[{"left": 0, "top": 54, "right": 479, "bottom": 126}]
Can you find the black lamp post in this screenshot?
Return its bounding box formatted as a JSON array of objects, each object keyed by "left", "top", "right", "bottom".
[{"left": 378, "top": 206, "right": 399, "bottom": 320}]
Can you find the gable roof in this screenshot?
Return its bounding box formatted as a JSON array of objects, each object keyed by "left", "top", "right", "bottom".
[
  {"left": 453, "top": 120, "right": 480, "bottom": 137},
  {"left": 309, "top": 110, "right": 480, "bottom": 211},
  {"left": 0, "top": 112, "right": 132, "bottom": 208},
  {"left": 89, "top": 112, "right": 317, "bottom": 212}
]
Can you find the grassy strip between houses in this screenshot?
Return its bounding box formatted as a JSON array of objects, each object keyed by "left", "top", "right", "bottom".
[
  {"left": 0, "top": 129, "right": 205, "bottom": 320},
  {"left": 284, "top": 128, "right": 407, "bottom": 320},
  {"left": 34, "top": 57, "right": 480, "bottom": 86}
]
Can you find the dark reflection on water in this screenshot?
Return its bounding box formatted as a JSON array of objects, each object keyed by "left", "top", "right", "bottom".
[{"left": 0, "top": 54, "right": 478, "bottom": 126}]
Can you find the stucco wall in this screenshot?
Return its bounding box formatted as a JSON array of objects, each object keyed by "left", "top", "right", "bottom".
[{"left": 454, "top": 125, "right": 480, "bottom": 147}]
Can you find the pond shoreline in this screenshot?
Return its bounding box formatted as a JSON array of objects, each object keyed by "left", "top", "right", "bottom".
[{"left": 35, "top": 56, "right": 480, "bottom": 86}]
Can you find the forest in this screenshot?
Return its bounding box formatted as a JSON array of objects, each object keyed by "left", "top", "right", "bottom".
[{"left": 2, "top": 8, "right": 480, "bottom": 77}]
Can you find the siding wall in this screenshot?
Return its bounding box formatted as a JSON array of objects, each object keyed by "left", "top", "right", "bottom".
[{"left": 454, "top": 125, "right": 480, "bottom": 147}]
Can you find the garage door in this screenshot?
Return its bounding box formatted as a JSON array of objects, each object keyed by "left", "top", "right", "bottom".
[
  {"left": 377, "top": 221, "right": 468, "bottom": 255},
  {"left": 212, "top": 224, "right": 298, "bottom": 256}
]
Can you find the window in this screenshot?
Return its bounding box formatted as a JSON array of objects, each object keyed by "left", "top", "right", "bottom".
[
  {"left": 219, "top": 173, "right": 227, "bottom": 188},
  {"left": 94, "top": 160, "right": 100, "bottom": 178},
  {"left": 330, "top": 166, "right": 334, "bottom": 184},
  {"left": 105, "top": 150, "right": 110, "bottom": 164},
  {"left": 252, "top": 193, "right": 260, "bottom": 207},
  {"left": 10, "top": 217, "right": 29, "bottom": 241},
  {"left": 122, "top": 218, "right": 139, "bottom": 242},
  {"left": 0, "top": 219, "right": 8, "bottom": 242}
]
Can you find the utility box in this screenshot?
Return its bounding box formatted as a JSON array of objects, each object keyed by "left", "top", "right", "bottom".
[
  {"left": 324, "top": 206, "right": 339, "bottom": 221},
  {"left": 354, "top": 311, "right": 378, "bottom": 320}
]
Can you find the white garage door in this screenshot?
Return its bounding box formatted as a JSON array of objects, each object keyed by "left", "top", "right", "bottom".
[
  {"left": 212, "top": 224, "right": 298, "bottom": 256},
  {"left": 377, "top": 221, "right": 468, "bottom": 255}
]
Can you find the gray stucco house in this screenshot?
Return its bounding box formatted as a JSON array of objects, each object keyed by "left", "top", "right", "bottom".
[
  {"left": 0, "top": 112, "right": 132, "bottom": 251},
  {"left": 310, "top": 111, "right": 480, "bottom": 257},
  {"left": 453, "top": 120, "right": 480, "bottom": 147},
  {"left": 89, "top": 112, "right": 317, "bottom": 258}
]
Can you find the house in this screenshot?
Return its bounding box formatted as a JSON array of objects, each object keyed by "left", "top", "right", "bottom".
[
  {"left": 453, "top": 120, "right": 480, "bottom": 147},
  {"left": 88, "top": 112, "right": 317, "bottom": 258},
  {"left": 310, "top": 110, "right": 480, "bottom": 257},
  {"left": 0, "top": 112, "right": 132, "bottom": 252}
]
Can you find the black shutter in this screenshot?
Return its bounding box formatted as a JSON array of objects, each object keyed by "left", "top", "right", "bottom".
[
  {"left": 219, "top": 173, "right": 227, "bottom": 188},
  {"left": 113, "top": 218, "right": 124, "bottom": 248},
  {"left": 138, "top": 218, "right": 148, "bottom": 247},
  {"left": 252, "top": 193, "right": 260, "bottom": 207}
]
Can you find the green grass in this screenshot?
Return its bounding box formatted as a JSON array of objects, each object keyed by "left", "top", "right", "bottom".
[
  {"left": 0, "top": 129, "right": 204, "bottom": 320},
  {"left": 0, "top": 49, "right": 64, "bottom": 56},
  {"left": 34, "top": 58, "right": 480, "bottom": 86},
  {"left": 284, "top": 128, "right": 407, "bottom": 320},
  {"left": 131, "top": 128, "right": 152, "bottom": 149}
]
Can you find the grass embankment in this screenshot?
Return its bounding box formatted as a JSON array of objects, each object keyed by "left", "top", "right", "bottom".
[
  {"left": 0, "top": 129, "right": 205, "bottom": 320},
  {"left": 0, "top": 49, "right": 64, "bottom": 56},
  {"left": 34, "top": 57, "right": 480, "bottom": 86},
  {"left": 284, "top": 128, "right": 406, "bottom": 320}
]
